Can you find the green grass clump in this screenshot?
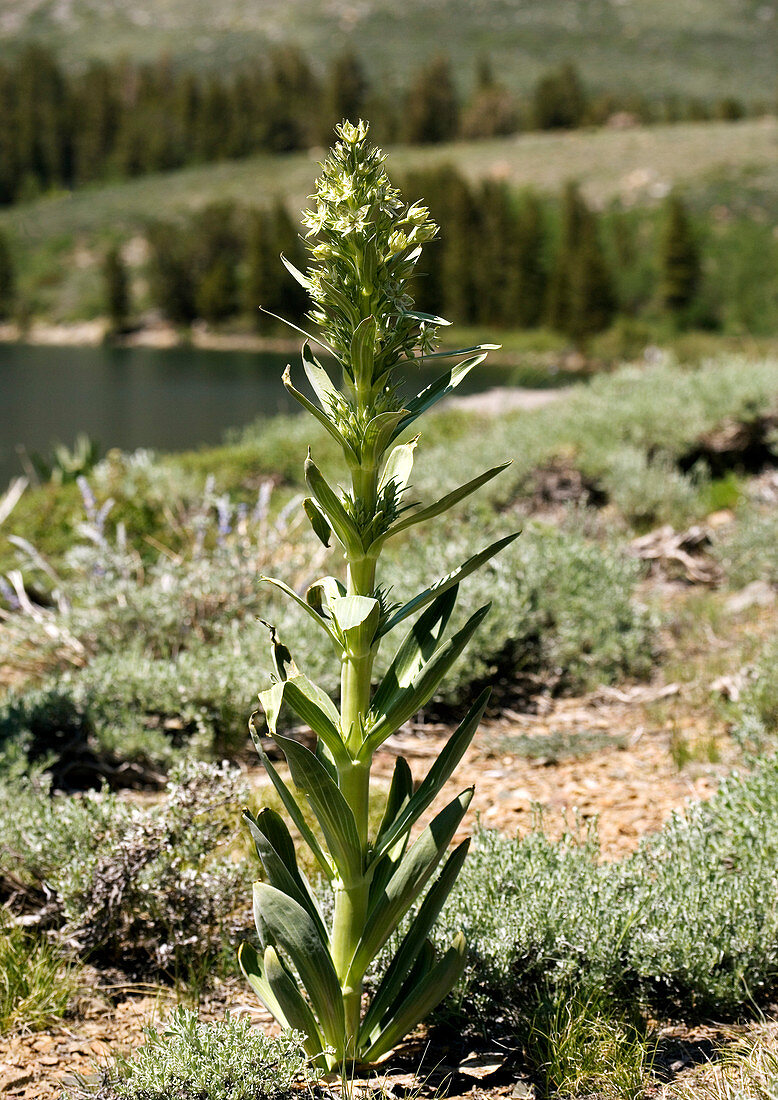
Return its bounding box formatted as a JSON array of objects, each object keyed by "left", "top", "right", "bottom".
[
  {"left": 0, "top": 917, "right": 78, "bottom": 1034},
  {"left": 667, "top": 1025, "right": 778, "bottom": 1100},
  {"left": 69, "top": 1006, "right": 311, "bottom": 1100},
  {"left": 521, "top": 988, "right": 652, "bottom": 1100}
]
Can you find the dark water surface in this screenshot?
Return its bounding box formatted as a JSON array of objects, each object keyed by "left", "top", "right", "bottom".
[{"left": 0, "top": 343, "right": 511, "bottom": 486}]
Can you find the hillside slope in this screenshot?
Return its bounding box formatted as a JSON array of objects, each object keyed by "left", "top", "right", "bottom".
[
  {"left": 1, "top": 0, "right": 776, "bottom": 101},
  {"left": 2, "top": 118, "right": 775, "bottom": 249}
]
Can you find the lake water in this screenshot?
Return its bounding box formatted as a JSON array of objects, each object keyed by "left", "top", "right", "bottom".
[{"left": 0, "top": 342, "right": 513, "bottom": 487}]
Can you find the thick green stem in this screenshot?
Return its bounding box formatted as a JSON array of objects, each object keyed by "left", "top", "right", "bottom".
[
  {"left": 328, "top": 461, "right": 381, "bottom": 1059},
  {"left": 331, "top": 759, "right": 371, "bottom": 1057}
]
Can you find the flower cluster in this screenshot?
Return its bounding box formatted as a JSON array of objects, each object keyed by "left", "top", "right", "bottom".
[{"left": 302, "top": 120, "right": 440, "bottom": 382}]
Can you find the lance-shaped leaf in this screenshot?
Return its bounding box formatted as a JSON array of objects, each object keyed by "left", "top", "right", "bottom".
[
  {"left": 253, "top": 882, "right": 346, "bottom": 1046},
  {"left": 261, "top": 624, "right": 299, "bottom": 682},
  {"left": 414, "top": 342, "right": 500, "bottom": 360},
  {"left": 330, "top": 595, "right": 380, "bottom": 656},
  {"left": 318, "top": 275, "right": 362, "bottom": 328},
  {"left": 379, "top": 532, "right": 520, "bottom": 637},
  {"left": 243, "top": 807, "right": 328, "bottom": 942},
  {"left": 350, "top": 315, "right": 377, "bottom": 391},
  {"left": 274, "top": 732, "right": 362, "bottom": 882},
  {"left": 283, "top": 366, "right": 357, "bottom": 464},
  {"left": 361, "top": 410, "right": 410, "bottom": 468},
  {"left": 367, "top": 758, "right": 414, "bottom": 900},
  {"left": 281, "top": 674, "right": 351, "bottom": 769},
  {"left": 361, "top": 840, "right": 470, "bottom": 1041},
  {"left": 238, "top": 943, "right": 296, "bottom": 1037},
  {"left": 369, "top": 464, "right": 510, "bottom": 553},
  {"left": 349, "top": 787, "right": 470, "bottom": 985},
  {"left": 306, "top": 575, "right": 346, "bottom": 619},
  {"left": 303, "top": 497, "right": 332, "bottom": 548},
  {"left": 347, "top": 788, "right": 473, "bottom": 981},
  {"left": 361, "top": 604, "right": 491, "bottom": 759},
  {"left": 302, "top": 342, "right": 341, "bottom": 413},
  {"left": 263, "top": 946, "right": 326, "bottom": 1059},
  {"left": 378, "top": 440, "right": 417, "bottom": 499},
  {"left": 401, "top": 309, "right": 452, "bottom": 326},
  {"left": 358, "top": 933, "right": 467, "bottom": 1063},
  {"left": 375, "top": 756, "right": 413, "bottom": 843},
  {"left": 305, "top": 453, "right": 363, "bottom": 555},
  {"left": 370, "top": 588, "right": 459, "bottom": 719},
  {"left": 249, "top": 713, "right": 332, "bottom": 879},
  {"left": 259, "top": 308, "right": 335, "bottom": 357},
  {"left": 315, "top": 736, "right": 338, "bottom": 782},
  {"left": 260, "top": 575, "right": 340, "bottom": 644},
  {"left": 390, "top": 353, "right": 488, "bottom": 441},
  {"left": 280, "top": 253, "right": 313, "bottom": 290},
  {"left": 371, "top": 690, "right": 489, "bottom": 863}
]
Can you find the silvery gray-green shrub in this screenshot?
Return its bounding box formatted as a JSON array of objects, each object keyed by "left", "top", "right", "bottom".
[
  {"left": 66, "top": 1007, "right": 310, "bottom": 1100},
  {"left": 239, "top": 120, "right": 515, "bottom": 1068}
]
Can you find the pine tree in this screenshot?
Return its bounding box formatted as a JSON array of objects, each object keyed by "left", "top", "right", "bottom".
[
  {"left": 506, "top": 191, "right": 547, "bottom": 329},
  {"left": 146, "top": 222, "right": 197, "bottom": 325},
  {"left": 72, "top": 63, "right": 119, "bottom": 184},
  {"left": 103, "top": 244, "right": 129, "bottom": 334},
  {"left": 546, "top": 182, "right": 588, "bottom": 331},
  {"left": 439, "top": 170, "right": 479, "bottom": 323},
  {"left": 546, "top": 183, "right": 615, "bottom": 342},
  {"left": 658, "top": 193, "right": 701, "bottom": 318},
  {"left": 264, "top": 47, "right": 321, "bottom": 152},
  {"left": 271, "top": 201, "right": 308, "bottom": 323},
  {"left": 461, "top": 57, "right": 518, "bottom": 140},
  {"left": 245, "top": 208, "right": 282, "bottom": 328},
  {"left": 567, "top": 212, "right": 616, "bottom": 343},
  {"left": 0, "top": 63, "right": 19, "bottom": 203},
  {"left": 192, "top": 202, "right": 242, "bottom": 322},
  {"left": 197, "top": 258, "right": 239, "bottom": 323},
  {"left": 475, "top": 179, "right": 515, "bottom": 324},
  {"left": 533, "top": 61, "right": 587, "bottom": 130},
  {"left": 399, "top": 168, "right": 448, "bottom": 316},
  {"left": 14, "top": 45, "right": 72, "bottom": 191},
  {"left": 405, "top": 55, "right": 459, "bottom": 144},
  {"left": 0, "top": 229, "right": 15, "bottom": 319}
]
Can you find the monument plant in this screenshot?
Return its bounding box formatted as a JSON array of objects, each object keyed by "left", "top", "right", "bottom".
[{"left": 239, "top": 120, "right": 516, "bottom": 1069}]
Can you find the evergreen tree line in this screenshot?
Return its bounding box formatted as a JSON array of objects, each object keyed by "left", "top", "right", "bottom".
[
  {"left": 107, "top": 177, "right": 705, "bottom": 342},
  {"left": 0, "top": 177, "right": 761, "bottom": 341},
  {"left": 0, "top": 44, "right": 764, "bottom": 206},
  {"left": 142, "top": 201, "right": 309, "bottom": 331},
  {"left": 403, "top": 170, "right": 707, "bottom": 342}
]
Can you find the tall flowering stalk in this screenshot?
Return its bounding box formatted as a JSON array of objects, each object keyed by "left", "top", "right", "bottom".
[{"left": 239, "top": 121, "right": 516, "bottom": 1069}]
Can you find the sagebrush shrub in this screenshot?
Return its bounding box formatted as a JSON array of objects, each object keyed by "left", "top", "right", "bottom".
[
  {"left": 0, "top": 760, "right": 249, "bottom": 978},
  {"left": 67, "top": 1007, "right": 311, "bottom": 1100},
  {"left": 438, "top": 754, "right": 778, "bottom": 1026}
]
